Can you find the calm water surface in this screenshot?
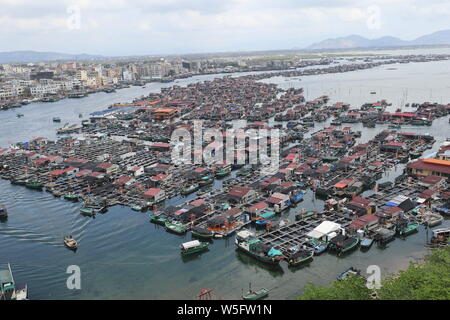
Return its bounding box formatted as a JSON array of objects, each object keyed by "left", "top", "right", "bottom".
[{"left": 1, "top": 57, "right": 449, "bottom": 299}]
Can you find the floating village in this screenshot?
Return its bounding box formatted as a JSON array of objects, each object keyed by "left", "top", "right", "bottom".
[{"left": 1, "top": 54, "right": 450, "bottom": 300}]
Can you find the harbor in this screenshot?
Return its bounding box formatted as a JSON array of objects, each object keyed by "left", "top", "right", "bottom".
[{"left": 0, "top": 53, "right": 449, "bottom": 300}]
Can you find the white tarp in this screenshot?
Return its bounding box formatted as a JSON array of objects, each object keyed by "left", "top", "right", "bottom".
[
  {"left": 306, "top": 221, "right": 342, "bottom": 239},
  {"left": 181, "top": 240, "right": 201, "bottom": 250}
]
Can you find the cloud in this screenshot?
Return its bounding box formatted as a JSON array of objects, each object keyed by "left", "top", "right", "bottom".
[{"left": 0, "top": 0, "right": 448, "bottom": 55}]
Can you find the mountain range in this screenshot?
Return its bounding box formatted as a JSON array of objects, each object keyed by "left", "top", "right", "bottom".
[
  {"left": 2, "top": 30, "right": 450, "bottom": 63},
  {"left": 306, "top": 29, "right": 450, "bottom": 50}
]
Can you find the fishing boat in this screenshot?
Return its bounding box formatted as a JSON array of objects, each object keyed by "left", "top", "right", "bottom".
[
  {"left": 328, "top": 234, "right": 359, "bottom": 255},
  {"left": 149, "top": 213, "right": 168, "bottom": 225},
  {"left": 235, "top": 230, "right": 284, "bottom": 265},
  {"left": 304, "top": 238, "right": 328, "bottom": 255},
  {"left": 198, "top": 177, "right": 214, "bottom": 187},
  {"left": 10, "top": 179, "right": 27, "bottom": 185},
  {"left": 396, "top": 220, "right": 420, "bottom": 236},
  {"left": 63, "top": 193, "right": 78, "bottom": 201},
  {"left": 191, "top": 226, "right": 215, "bottom": 239},
  {"left": 336, "top": 267, "right": 361, "bottom": 280},
  {"left": 63, "top": 235, "right": 78, "bottom": 250},
  {"left": 165, "top": 221, "right": 188, "bottom": 235},
  {"left": 80, "top": 206, "right": 96, "bottom": 217},
  {"left": 286, "top": 247, "right": 314, "bottom": 266},
  {"left": 181, "top": 184, "right": 200, "bottom": 196},
  {"left": 360, "top": 237, "right": 374, "bottom": 249},
  {"left": 242, "top": 283, "right": 269, "bottom": 300},
  {"left": 215, "top": 168, "right": 231, "bottom": 178},
  {"left": 0, "top": 264, "right": 28, "bottom": 300},
  {"left": 237, "top": 167, "right": 252, "bottom": 177},
  {"left": 52, "top": 117, "right": 61, "bottom": 123},
  {"left": 25, "top": 181, "right": 43, "bottom": 190},
  {"left": 180, "top": 240, "right": 209, "bottom": 255}
]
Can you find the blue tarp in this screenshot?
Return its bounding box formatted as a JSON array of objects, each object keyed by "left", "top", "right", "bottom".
[
  {"left": 268, "top": 247, "right": 282, "bottom": 257},
  {"left": 385, "top": 202, "right": 398, "bottom": 207}
]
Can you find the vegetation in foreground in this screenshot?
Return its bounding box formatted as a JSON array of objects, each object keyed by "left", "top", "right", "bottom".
[{"left": 297, "top": 247, "right": 450, "bottom": 300}]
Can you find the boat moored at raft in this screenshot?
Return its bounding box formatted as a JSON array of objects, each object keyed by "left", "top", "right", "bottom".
[
  {"left": 25, "top": 181, "right": 43, "bottom": 190},
  {"left": 395, "top": 219, "right": 420, "bottom": 236},
  {"left": 328, "top": 234, "right": 359, "bottom": 255},
  {"left": 286, "top": 247, "right": 314, "bottom": 267},
  {"left": 149, "top": 213, "right": 168, "bottom": 225},
  {"left": 235, "top": 230, "right": 284, "bottom": 265},
  {"left": 165, "top": 221, "right": 188, "bottom": 235},
  {"left": 64, "top": 193, "right": 79, "bottom": 201},
  {"left": 191, "top": 226, "right": 215, "bottom": 239}
]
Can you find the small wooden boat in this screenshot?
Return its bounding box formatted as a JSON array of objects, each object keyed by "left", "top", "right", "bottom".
[
  {"left": 63, "top": 236, "right": 78, "bottom": 250},
  {"left": 52, "top": 117, "right": 61, "bottom": 123},
  {"left": 180, "top": 240, "right": 209, "bottom": 255},
  {"left": 242, "top": 283, "right": 269, "bottom": 300},
  {"left": 337, "top": 267, "right": 361, "bottom": 280},
  {"left": 0, "top": 203, "right": 7, "bottom": 219}
]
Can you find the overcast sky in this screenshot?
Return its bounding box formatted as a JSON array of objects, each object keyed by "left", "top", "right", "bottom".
[{"left": 1, "top": 0, "right": 450, "bottom": 56}]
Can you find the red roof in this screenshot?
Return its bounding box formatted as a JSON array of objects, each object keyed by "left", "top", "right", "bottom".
[
  {"left": 114, "top": 176, "right": 134, "bottom": 185},
  {"left": 228, "top": 186, "right": 253, "bottom": 199},
  {"left": 151, "top": 173, "right": 169, "bottom": 181},
  {"left": 97, "top": 162, "right": 114, "bottom": 169},
  {"left": 143, "top": 188, "right": 162, "bottom": 198}
]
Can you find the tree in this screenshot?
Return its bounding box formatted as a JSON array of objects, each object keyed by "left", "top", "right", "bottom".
[
  {"left": 298, "top": 275, "right": 372, "bottom": 300},
  {"left": 297, "top": 247, "right": 450, "bottom": 300}
]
